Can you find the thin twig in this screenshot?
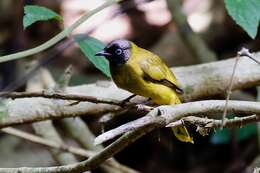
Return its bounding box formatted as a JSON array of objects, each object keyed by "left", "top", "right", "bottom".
[
  {"left": 222, "top": 48, "right": 260, "bottom": 126},
  {"left": 0, "top": 91, "right": 124, "bottom": 106},
  {"left": 167, "top": 115, "right": 259, "bottom": 129},
  {"left": 222, "top": 54, "right": 240, "bottom": 126},
  {"left": 238, "top": 48, "right": 260, "bottom": 65}
]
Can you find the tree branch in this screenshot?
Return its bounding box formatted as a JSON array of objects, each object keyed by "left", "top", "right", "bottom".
[
  {"left": 94, "top": 100, "right": 260, "bottom": 145},
  {"left": 0, "top": 92, "right": 124, "bottom": 106},
  {"left": 169, "top": 114, "right": 259, "bottom": 130}
]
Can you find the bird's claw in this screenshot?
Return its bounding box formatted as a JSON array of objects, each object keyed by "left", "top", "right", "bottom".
[{"left": 136, "top": 104, "right": 154, "bottom": 112}]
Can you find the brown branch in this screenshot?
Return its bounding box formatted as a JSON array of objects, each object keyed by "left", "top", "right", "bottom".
[
  {"left": 94, "top": 100, "right": 260, "bottom": 145},
  {"left": 222, "top": 53, "right": 240, "bottom": 126},
  {"left": 0, "top": 91, "right": 124, "bottom": 106},
  {"left": 167, "top": 114, "right": 259, "bottom": 129},
  {"left": 0, "top": 102, "right": 120, "bottom": 128},
  {"left": 222, "top": 48, "right": 260, "bottom": 126}
]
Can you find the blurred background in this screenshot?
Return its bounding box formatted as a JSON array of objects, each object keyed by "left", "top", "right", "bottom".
[{"left": 0, "top": 0, "right": 259, "bottom": 172}]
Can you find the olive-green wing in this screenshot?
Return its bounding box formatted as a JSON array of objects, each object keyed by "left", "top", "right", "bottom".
[{"left": 139, "top": 55, "right": 183, "bottom": 94}]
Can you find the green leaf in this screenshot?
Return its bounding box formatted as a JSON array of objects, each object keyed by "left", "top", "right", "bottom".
[
  {"left": 225, "top": 0, "right": 260, "bottom": 38},
  {"left": 74, "top": 35, "right": 111, "bottom": 77},
  {"left": 23, "top": 5, "right": 63, "bottom": 29}
]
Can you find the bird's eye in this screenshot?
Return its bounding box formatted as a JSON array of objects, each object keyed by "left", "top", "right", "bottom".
[{"left": 115, "top": 48, "right": 123, "bottom": 55}]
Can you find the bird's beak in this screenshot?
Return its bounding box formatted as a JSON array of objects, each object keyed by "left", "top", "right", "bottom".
[{"left": 95, "top": 50, "right": 111, "bottom": 57}]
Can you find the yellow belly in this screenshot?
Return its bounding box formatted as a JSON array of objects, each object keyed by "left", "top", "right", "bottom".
[{"left": 111, "top": 64, "right": 181, "bottom": 105}]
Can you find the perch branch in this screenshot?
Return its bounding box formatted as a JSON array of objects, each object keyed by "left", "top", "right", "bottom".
[{"left": 94, "top": 100, "right": 260, "bottom": 145}]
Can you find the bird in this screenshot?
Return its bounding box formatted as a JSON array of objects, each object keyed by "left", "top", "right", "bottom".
[{"left": 95, "top": 39, "right": 193, "bottom": 143}]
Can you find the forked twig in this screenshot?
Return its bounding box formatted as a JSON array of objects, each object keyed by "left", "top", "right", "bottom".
[{"left": 222, "top": 48, "right": 260, "bottom": 127}]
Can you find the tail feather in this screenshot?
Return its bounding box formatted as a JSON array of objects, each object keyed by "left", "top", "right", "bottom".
[
  {"left": 170, "top": 95, "right": 194, "bottom": 143},
  {"left": 172, "top": 126, "right": 194, "bottom": 143}
]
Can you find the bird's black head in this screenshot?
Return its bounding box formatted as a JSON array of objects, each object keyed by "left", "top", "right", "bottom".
[{"left": 95, "top": 39, "right": 131, "bottom": 65}]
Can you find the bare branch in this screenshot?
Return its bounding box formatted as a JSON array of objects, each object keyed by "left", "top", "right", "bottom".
[
  {"left": 94, "top": 100, "right": 260, "bottom": 145},
  {"left": 0, "top": 91, "right": 124, "bottom": 106},
  {"left": 222, "top": 54, "right": 240, "bottom": 126},
  {"left": 166, "top": 115, "right": 259, "bottom": 129},
  {"left": 222, "top": 48, "right": 260, "bottom": 126}
]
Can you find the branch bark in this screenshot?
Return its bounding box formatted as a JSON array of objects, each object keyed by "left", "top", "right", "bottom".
[{"left": 94, "top": 100, "right": 260, "bottom": 145}]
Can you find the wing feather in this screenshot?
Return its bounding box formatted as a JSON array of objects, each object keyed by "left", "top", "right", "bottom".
[{"left": 139, "top": 55, "right": 183, "bottom": 94}]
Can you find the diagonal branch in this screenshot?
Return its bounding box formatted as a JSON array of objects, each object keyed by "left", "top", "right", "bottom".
[{"left": 0, "top": 123, "right": 157, "bottom": 173}]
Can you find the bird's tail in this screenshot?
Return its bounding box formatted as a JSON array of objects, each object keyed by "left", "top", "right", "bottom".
[
  {"left": 172, "top": 126, "right": 194, "bottom": 143},
  {"left": 171, "top": 97, "right": 194, "bottom": 143}
]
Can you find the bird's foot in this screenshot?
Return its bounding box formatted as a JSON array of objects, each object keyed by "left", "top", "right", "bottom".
[
  {"left": 136, "top": 104, "right": 154, "bottom": 112},
  {"left": 119, "top": 94, "right": 136, "bottom": 107}
]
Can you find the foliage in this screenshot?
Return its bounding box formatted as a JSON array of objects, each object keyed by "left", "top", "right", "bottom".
[
  {"left": 23, "top": 5, "right": 62, "bottom": 29},
  {"left": 225, "top": 0, "right": 260, "bottom": 38},
  {"left": 74, "top": 35, "right": 111, "bottom": 77}
]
